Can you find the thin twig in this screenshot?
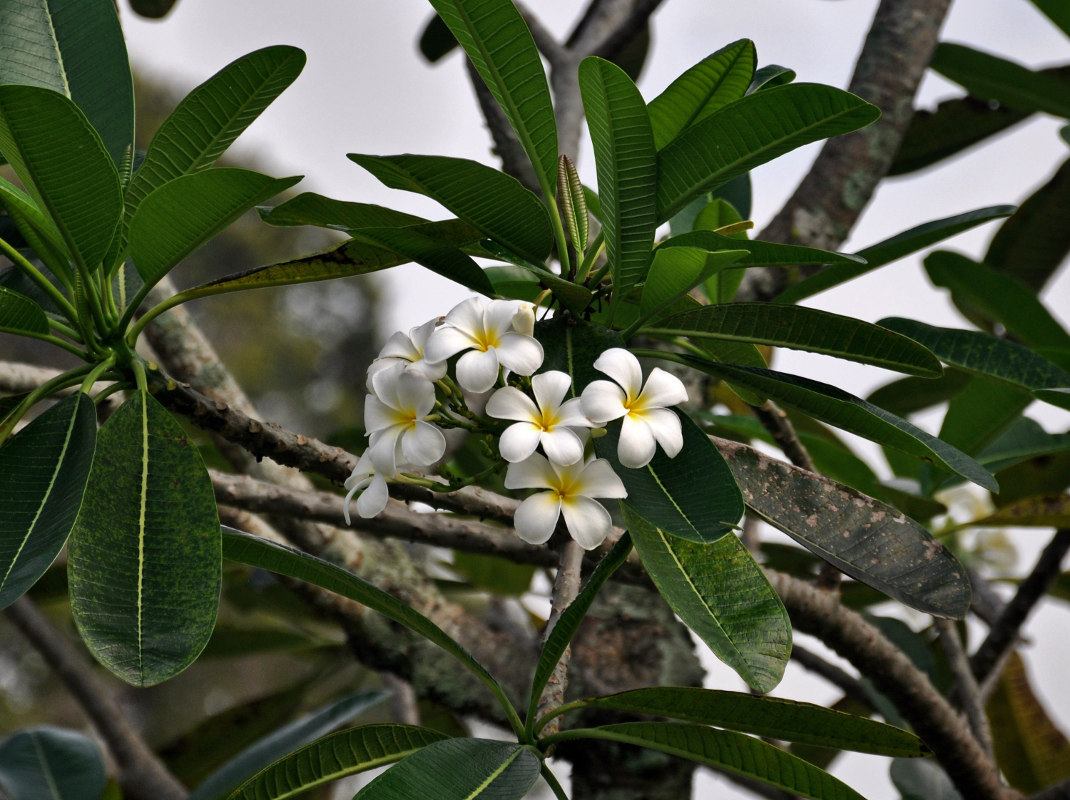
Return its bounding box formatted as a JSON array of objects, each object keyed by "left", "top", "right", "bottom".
[
  {"left": 591, "top": 0, "right": 666, "bottom": 60},
  {"left": 790, "top": 644, "right": 871, "bottom": 707},
  {"left": 4, "top": 598, "right": 187, "bottom": 800},
  {"left": 936, "top": 618, "right": 994, "bottom": 758},
  {"left": 537, "top": 539, "right": 586, "bottom": 737}
]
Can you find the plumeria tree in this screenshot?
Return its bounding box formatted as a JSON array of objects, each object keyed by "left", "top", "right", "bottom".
[{"left": 1, "top": 1, "right": 1069, "bottom": 800}]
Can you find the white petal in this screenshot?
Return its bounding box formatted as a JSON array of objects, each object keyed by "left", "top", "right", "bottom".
[
  {"left": 643, "top": 407, "right": 684, "bottom": 458},
  {"left": 394, "top": 370, "right": 437, "bottom": 417},
  {"left": 617, "top": 414, "right": 657, "bottom": 468},
  {"left": 424, "top": 325, "right": 476, "bottom": 363},
  {"left": 443, "top": 297, "right": 485, "bottom": 336},
  {"left": 513, "top": 492, "right": 562, "bottom": 544},
  {"left": 410, "top": 317, "right": 440, "bottom": 349},
  {"left": 456, "top": 348, "right": 501, "bottom": 392},
  {"left": 555, "top": 397, "right": 594, "bottom": 429},
  {"left": 411, "top": 358, "right": 447, "bottom": 382},
  {"left": 593, "top": 348, "right": 642, "bottom": 396},
  {"left": 581, "top": 380, "right": 627, "bottom": 423},
  {"left": 560, "top": 496, "right": 613, "bottom": 550},
  {"left": 495, "top": 333, "right": 544, "bottom": 377},
  {"left": 499, "top": 422, "right": 542, "bottom": 463},
  {"left": 483, "top": 299, "right": 518, "bottom": 336},
  {"left": 401, "top": 420, "right": 446, "bottom": 466},
  {"left": 367, "top": 426, "right": 403, "bottom": 474},
  {"left": 540, "top": 427, "right": 585, "bottom": 466},
  {"left": 504, "top": 452, "right": 556, "bottom": 490},
  {"left": 364, "top": 394, "right": 398, "bottom": 435},
  {"left": 485, "top": 386, "right": 539, "bottom": 422},
  {"left": 531, "top": 370, "right": 571, "bottom": 412},
  {"left": 379, "top": 330, "right": 419, "bottom": 361},
  {"left": 356, "top": 473, "right": 390, "bottom": 518},
  {"left": 637, "top": 367, "right": 689, "bottom": 409},
  {"left": 369, "top": 363, "right": 404, "bottom": 406},
  {"left": 512, "top": 303, "right": 535, "bottom": 337},
  {"left": 576, "top": 458, "right": 628, "bottom": 498}
]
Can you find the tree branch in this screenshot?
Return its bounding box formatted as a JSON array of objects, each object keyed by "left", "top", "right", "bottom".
[
  {"left": 936, "top": 617, "right": 994, "bottom": 758},
  {"left": 537, "top": 539, "right": 586, "bottom": 737},
  {"left": 4, "top": 598, "right": 187, "bottom": 800}
]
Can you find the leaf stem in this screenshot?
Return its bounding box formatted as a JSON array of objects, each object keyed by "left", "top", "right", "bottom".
[
  {"left": 540, "top": 763, "right": 570, "bottom": 800},
  {"left": 545, "top": 191, "right": 573, "bottom": 279},
  {"left": 0, "top": 236, "right": 79, "bottom": 323},
  {"left": 0, "top": 364, "right": 93, "bottom": 442},
  {"left": 576, "top": 230, "right": 605, "bottom": 283}
]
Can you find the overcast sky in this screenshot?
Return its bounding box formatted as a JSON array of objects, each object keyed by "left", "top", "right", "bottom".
[{"left": 117, "top": 3, "right": 1069, "bottom": 797}]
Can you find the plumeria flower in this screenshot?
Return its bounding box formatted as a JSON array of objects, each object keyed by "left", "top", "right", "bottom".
[
  {"left": 581, "top": 347, "right": 688, "bottom": 468},
  {"left": 424, "top": 298, "right": 544, "bottom": 392},
  {"left": 342, "top": 451, "right": 390, "bottom": 523},
  {"left": 504, "top": 453, "right": 627, "bottom": 549},
  {"left": 486, "top": 370, "right": 592, "bottom": 465},
  {"left": 365, "top": 365, "right": 446, "bottom": 474},
  {"left": 366, "top": 318, "right": 447, "bottom": 389}
]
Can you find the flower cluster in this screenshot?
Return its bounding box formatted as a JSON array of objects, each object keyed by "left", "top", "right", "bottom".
[{"left": 343, "top": 297, "right": 689, "bottom": 549}]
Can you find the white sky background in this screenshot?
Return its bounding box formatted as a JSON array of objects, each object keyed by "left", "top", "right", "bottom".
[{"left": 119, "top": 2, "right": 1069, "bottom": 798}]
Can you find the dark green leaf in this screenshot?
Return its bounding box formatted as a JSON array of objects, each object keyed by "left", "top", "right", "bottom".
[
  {"left": 625, "top": 507, "right": 790, "bottom": 692},
  {"left": 663, "top": 228, "right": 865, "bottom": 268},
  {"left": 0, "top": 727, "right": 106, "bottom": 800},
  {"left": 639, "top": 248, "right": 747, "bottom": 320},
  {"left": 557, "top": 154, "right": 588, "bottom": 253},
  {"left": 891, "top": 758, "right": 961, "bottom": 800},
  {"left": 578, "top": 57, "right": 658, "bottom": 294},
  {"left": 418, "top": 12, "right": 458, "bottom": 63},
  {"left": 189, "top": 690, "right": 389, "bottom": 800},
  {"left": 0, "top": 393, "right": 95, "bottom": 610},
  {"left": 548, "top": 722, "right": 866, "bottom": 800},
  {"left": 528, "top": 533, "right": 633, "bottom": 730},
  {"left": 748, "top": 65, "right": 796, "bottom": 93},
  {"left": 226, "top": 724, "right": 449, "bottom": 800},
  {"left": 353, "top": 738, "right": 540, "bottom": 800},
  {"left": 937, "top": 377, "right": 1032, "bottom": 459},
  {"left": 716, "top": 437, "right": 972, "bottom": 618},
  {"left": 68, "top": 392, "right": 221, "bottom": 687},
  {"left": 130, "top": 169, "right": 301, "bottom": 289},
  {"left": 656, "top": 84, "right": 879, "bottom": 221},
  {"left": 426, "top": 0, "right": 558, "bottom": 189},
  {"left": 774, "top": 205, "right": 1014, "bottom": 305},
  {"left": 349, "top": 226, "right": 494, "bottom": 296},
  {"left": 647, "top": 39, "right": 756, "bottom": 150},
  {"left": 0, "top": 178, "right": 72, "bottom": 281},
  {"left": 0, "top": 285, "right": 48, "bottom": 336},
  {"left": 1029, "top": 0, "right": 1070, "bottom": 36},
  {"left": 481, "top": 259, "right": 593, "bottom": 314},
  {"left": 349, "top": 153, "right": 552, "bottom": 263},
  {"left": 866, "top": 370, "right": 972, "bottom": 417},
  {"left": 978, "top": 416, "right": 1070, "bottom": 477},
  {"left": 686, "top": 359, "right": 998, "bottom": 492},
  {"left": 560, "top": 687, "right": 926, "bottom": 756},
  {"left": 0, "top": 85, "right": 122, "bottom": 273},
  {"left": 931, "top": 43, "right": 1070, "bottom": 118},
  {"left": 259, "top": 193, "right": 427, "bottom": 231},
  {"left": 986, "top": 157, "right": 1070, "bottom": 292},
  {"left": 956, "top": 495, "right": 1070, "bottom": 529},
  {"left": 0, "top": 0, "right": 134, "bottom": 168},
  {"left": 644, "top": 303, "right": 942, "bottom": 376}
]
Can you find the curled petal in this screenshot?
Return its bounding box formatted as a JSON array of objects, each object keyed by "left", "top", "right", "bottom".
[
  {"left": 512, "top": 303, "right": 535, "bottom": 336},
  {"left": 593, "top": 348, "right": 643, "bottom": 397},
  {"left": 531, "top": 370, "right": 571, "bottom": 411},
  {"left": 637, "top": 367, "right": 689, "bottom": 409},
  {"left": 367, "top": 426, "right": 403, "bottom": 474},
  {"left": 642, "top": 407, "right": 684, "bottom": 458},
  {"left": 617, "top": 414, "right": 657, "bottom": 468},
  {"left": 378, "top": 329, "right": 420, "bottom": 361},
  {"left": 576, "top": 458, "right": 628, "bottom": 499},
  {"left": 539, "top": 427, "right": 585, "bottom": 466},
  {"left": 504, "top": 452, "right": 557, "bottom": 490},
  {"left": 355, "top": 473, "right": 390, "bottom": 519},
  {"left": 486, "top": 386, "right": 540, "bottom": 422},
  {"left": 495, "top": 333, "right": 544, "bottom": 377},
  {"left": 560, "top": 496, "right": 613, "bottom": 550},
  {"left": 401, "top": 420, "right": 446, "bottom": 466},
  {"left": 581, "top": 380, "right": 627, "bottom": 423},
  {"left": 499, "top": 422, "right": 542, "bottom": 463},
  {"left": 456, "top": 347, "right": 502, "bottom": 392},
  {"left": 513, "top": 492, "right": 562, "bottom": 544}
]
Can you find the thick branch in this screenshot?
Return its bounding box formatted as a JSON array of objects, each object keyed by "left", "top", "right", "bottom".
[
  {"left": 741, "top": 0, "right": 953, "bottom": 301},
  {"left": 4, "top": 598, "right": 187, "bottom": 800},
  {"left": 537, "top": 539, "right": 586, "bottom": 736}
]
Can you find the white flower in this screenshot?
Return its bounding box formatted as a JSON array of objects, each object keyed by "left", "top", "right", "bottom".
[
  {"left": 504, "top": 453, "right": 627, "bottom": 549},
  {"left": 581, "top": 347, "right": 688, "bottom": 468},
  {"left": 424, "top": 298, "right": 544, "bottom": 392},
  {"left": 343, "top": 451, "right": 390, "bottom": 523},
  {"left": 486, "top": 371, "right": 592, "bottom": 465},
  {"left": 366, "top": 318, "right": 447, "bottom": 389},
  {"left": 365, "top": 366, "right": 446, "bottom": 474}
]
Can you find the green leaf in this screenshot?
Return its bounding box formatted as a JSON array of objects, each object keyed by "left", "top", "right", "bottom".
[
  {"left": 348, "top": 153, "right": 552, "bottom": 263},
  {"left": 0, "top": 177, "right": 71, "bottom": 281},
  {"left": 716, "top": 437, "right": 972, "bottom": 617},
  {"left": 225, "top": 724, "right": 450, "bottom": 800},
  {"left": 126, "top": 46, "right": 306, "bottom": 222},
  {"left": 129, "top": 169, "right": 301, "bottom": 289},
  {"left": 955, "top": 495, "right": 1070, "bottom": 529},
  {"left": 579, "top": 57, "right": 658, "bottom": 294},
  {"left": 656, "top": 84, "right": 880, "bottom": 222},
  {"left": 482, "top": 261, "right": 593, "bottom": 315},
  {"left": 936, "top": 377, "right": 1032, "bottom": 460},
  {"left": 663, "top": 228, "right": 865, "bottom": 269},
  {"left": 259, "top": 192, "right": 427, "bottom": 231},
  {"left": 0, "top": 0, "right": 133, "bottom": 168},
  {"left": 0, "top": 285, "right": 48, "bottom": 336},
  {"left": 639, "top": 247, "right": 747, "bottom": 320},
  {"left": 923, "top": 251, "right": 1070, "bottom": 350},
  {"left": 0, "top": 85, "right": 121, "bottom": 272},
  {"left": 931, "top": 43, "right": 1070, "bottom": 118},
  {"left": 748, "top": 65, "right": 796, "bottom": 93},
  {"left": 559, "top": 687, "right": 926, "bottom": 756},
  {"left": 879, "top": 318, "right": 1070, "bottom": 407},
  {"left": 548, "top": 722, "right": 866, "bottom": 800},
  {"left": 189, "top": 690, "right": 389, "bottom": 800},
  {"left": 426, "top": 0, "right": 558, "bottom": 190},
  {"left": 1029, "top": 0, "right": 1070, "bottom": 37},
  {"left": 0, "top": 393, "right": 95, "bottom": 610},
  {"left": 644, "top": 303, "right": 943, "bottom": 376},
  {"left": 419, "top": 12, "right": 458, "bottom": 63},
  {"left": 0, "top": 727, "right": 106, "bottom": 800},
  {"left": 180, "top": 219, "right": 484, "bottom": 300},
  {"left": 68, "top": 392, "right": 221, "bottom": 687},
  {"left": 986, "top": 157, "right": 1070, "bottom": 292},
  {"left": 528, "top": 533, "right": 633, "bottom": 730},
  {"left": 647, "top": 39, "right": 756, "bottom": 150},
  {"left": 624, "top": 506, "right": 790, "bottom": 692},
  {"left": 866, "top": 370, "right": 972, "bottom": 417},
  {"left": 220, "top": 528, "right": 520, "bottom": 729},
  {"left": 556, "top": 154, "right": 588, "bottom": 254},
  {"left": 685, "top": 359, "right": 998, "bottom": 492},
  {"left": 978, "top": 416, "right": 1070, "bottom": 476},
  {"left": 347, "top": 226, "right": 494, "bottom": 297},
  {"left": 354, "top": 738, "right": 540, "bottom": 800},
  {"left": 890, "top": 758, "right": 960, "bottom": 800},
  {"left": 774, "top": 205, "right": 1015, "bottom": 305}
]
